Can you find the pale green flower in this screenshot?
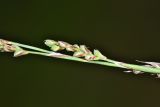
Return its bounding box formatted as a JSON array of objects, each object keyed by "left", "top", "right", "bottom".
[
  {"left": 94, "top": 49, "right": 107, "bottom": 60},
  {"left": 51, "top": 45, "right": 61, "bottom": 51},
  {"left": 45, "top": 39, "right": 57, "bottom": 47},
  {"left": 13, "top": 46, "right": 28, "bottom": 57}
]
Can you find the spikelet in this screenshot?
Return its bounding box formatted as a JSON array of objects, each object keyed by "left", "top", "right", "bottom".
[
  {"left": 136, "top": 60, "right": 160, "bottom": 68},
  {"left": 0, "top": 39, "right": 28, "bottom": 57},
  {"left": 0, "top": 39, "right": 16, "bottom": 52},
  {"left": 44, "top": 39, "right": 107, "bottom": 61},
  {"left": 13, "top": 46, "right": 28, "bottom": 57}
]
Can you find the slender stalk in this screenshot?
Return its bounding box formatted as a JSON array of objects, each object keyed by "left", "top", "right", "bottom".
[
  {"left": 12, "top": 42, "right": 128, "bottom": 68},
  {"left": 14, "top": 42, "right": 160, "bottom": 73},
  {"left": 28, "top": 51, "right": 118, "bottom": 67},
  {"left": 11, "top": 41, "right": 128, "bottom": 67},
  {"left": 12, "top": 41, "right": 52, "bottom": 53},
  {"left": 28, "top": 50, "right": 160, "bottom": 73},
  {"left": 104, "top": 59, "right": 160, "bottom": 73},
  {"left": 1, "top": 39, "right": 160, "bottom": 77}
]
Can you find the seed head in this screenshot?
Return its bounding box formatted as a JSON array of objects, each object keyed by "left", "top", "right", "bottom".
[
  {"left": 85, "top": 54, "right": 96, "bottom": 60},
  {"left": 93, "top": 49, "right": 107, "bottom": 60},
  {"left": 58, "top": 41, "right": 76, "bottom": 52},
  {"left": 0, "top": 39, "right": 16, "bottom": 52},
  {"left": 73, "top": 51, "right": 85, "bottom": 57},
  {"left": 58, "top": 41, "right": 70, "bottom": 48},
  {"left": 51, "top": 45, "right": 61, "bottom": 51},
  {"left": 80, "top": 45, "right": 91, "bottom": 54},
  {"left": 0, "top": 39, "right": 28, "bottom": 57},
  {"left": 44, "top": 39, "right": 58, "bottom": 47},
  {"left": 13, "top": 46, "right": 28, "bottom": 57},
  {"left": 44, "top": 39, "right": 108, "bottom": 61}
]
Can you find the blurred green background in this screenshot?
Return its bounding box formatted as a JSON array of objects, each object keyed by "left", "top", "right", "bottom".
[{"left": 0, "top": 0, "right": 160, "bottom": 107}]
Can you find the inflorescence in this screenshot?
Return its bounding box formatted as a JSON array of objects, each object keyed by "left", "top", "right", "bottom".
[{"left": 1, "top": 38, "right": 160, "bottom": 78}]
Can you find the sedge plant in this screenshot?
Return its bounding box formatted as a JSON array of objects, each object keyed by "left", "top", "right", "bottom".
[{"left": 0, "top": 39, "right": 160, "bottom": 78}]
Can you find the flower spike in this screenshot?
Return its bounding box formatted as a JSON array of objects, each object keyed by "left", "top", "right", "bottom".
[{"left": 0, "top": 38, "right": 160, "bottom": 78}]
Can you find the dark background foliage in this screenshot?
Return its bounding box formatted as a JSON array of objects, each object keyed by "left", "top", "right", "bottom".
[{"left": 0, "top": 0, "right": 160, "bottom": 107}]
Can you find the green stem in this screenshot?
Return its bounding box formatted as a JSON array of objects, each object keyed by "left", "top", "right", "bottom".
[
  {"left": 11, "top": 41, "right": 160, "bottom": 74},
  {"left": 104, "top": 59, "right": 160, "bottom": 73},
  {"left": 28, "top": 50, "right": 160, "bottom": 74},
  {"left": 12, "top": 41, "right": 117, "bottom": 68},
  {"left": 12, "top": 42, "right": 51, "bottom": 53},
  {"left": 121, "top": 63, "right": 160, "bottom": 73},
  {"left": 27, "top": 51, "right": 120, "bottom": 68}
]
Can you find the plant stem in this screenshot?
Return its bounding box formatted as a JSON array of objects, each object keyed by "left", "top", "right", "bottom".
[
  {"left": 10, "top": 41, "right": 160, "bottom": 74},
  {"left": 104, "top": 59, "right": 160, "bottom": 73},
  {"left": 27, "top": 51, "right": 118, "bottom": 67},
  {"left": 12, "top": 41, "right": 52, "bottom": 53}
]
